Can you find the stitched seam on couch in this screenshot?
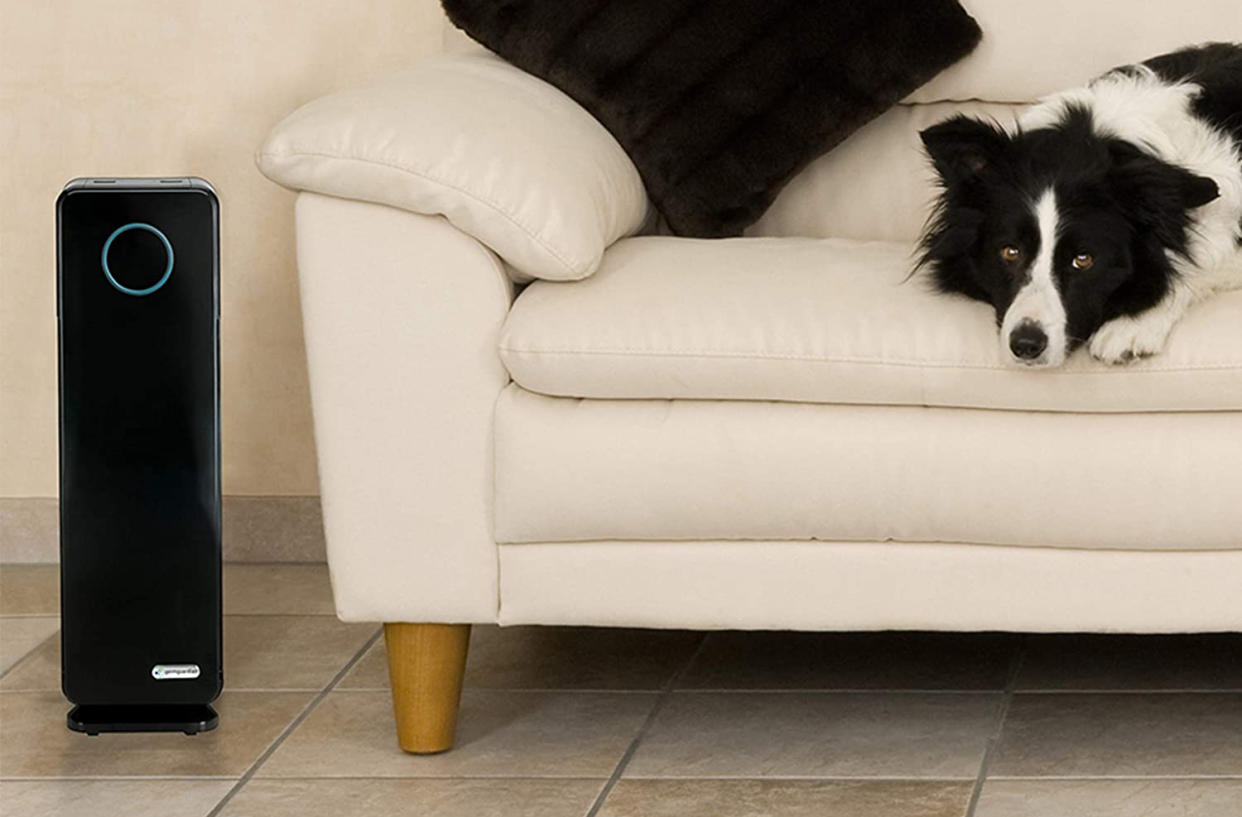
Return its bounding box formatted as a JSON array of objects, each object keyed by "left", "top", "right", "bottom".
[
  {"left": 492, "top": 536, "right": 1242, "bottom": 553},
  {"left": 258, "top": 149, "right": 586, "bottom": 278},
  {"left": 498, "top": 345, "right": 1242, "bottom": 373}
]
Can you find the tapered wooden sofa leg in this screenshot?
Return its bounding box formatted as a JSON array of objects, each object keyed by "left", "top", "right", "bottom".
[{"left": 383, "top": 622, "right": 471, "bottom": 754}]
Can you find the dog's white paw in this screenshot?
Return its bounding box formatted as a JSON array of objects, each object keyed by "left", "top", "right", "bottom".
[{"left": 1088, "top": 315, "right": 1174, "bottom": 364}]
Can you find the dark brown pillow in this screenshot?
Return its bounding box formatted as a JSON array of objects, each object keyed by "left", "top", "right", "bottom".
[{"left": 442, "top": 0, "right": 982, "bottom": 237}]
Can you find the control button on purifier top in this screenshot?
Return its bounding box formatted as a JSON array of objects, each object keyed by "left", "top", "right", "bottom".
[{"left": 101, "top": 222, "right": 174, "bottom": 296}]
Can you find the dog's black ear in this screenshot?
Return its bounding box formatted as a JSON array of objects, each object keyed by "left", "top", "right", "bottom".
[
  {"left": 1108, "top": 143, "right": 1219, "bottom": 249},
  {"left": 920, "top": 115, "right": 1010, "bottom": 184}
]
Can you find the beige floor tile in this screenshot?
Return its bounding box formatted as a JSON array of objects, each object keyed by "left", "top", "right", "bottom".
[
  {"left": 0, "top": 779, "right": 233, "bottom": 817},
  {"left": 219, "top": 778, "right": 604, "bottom": 817},
  {"left": 992, "top": 693, "right": 1242, "bottom": 777},
  {"left": 0, "top": 630, "right": 57, "bottom": 691},
  {"left": 0, "top": 616, "right": 58, "bottom": 675},
  {"left": 626, "top": 692, "right": 997, "bottom": 779},
  {"left": 223, "top": 616, "right": 377, "bottom": 690},
  {"left": 1016, "top": 634, "right": 1242, "bottom": 690},
  {"left": 0, "top": 616, "right": 377, "bottom": 692},
  {"left": 0, "top": 691, "right": 310, "bottom": 778},
  {"left": 341, "top": 625, "right": 702, "bottom": 690},
  {"left": 259, "top": 689, "right": 656, "bottom": 778},
  {"left": 0, "top": 564, "right": 60, "bottom": 615},
  {"left": 598, "top": 779, "right": 972, "bottom": 817},
  {"left": 223, "top": 564, "right": 334, "bottom": 615},
  {"left": 337, "top": 640, "right": 392, "bottom": 688},
  {"left": 975, "top": 780, "right": 1242, "bottom": 817},
  {"left": 681, "top": 631, "right": 1016, "bottom": 690}
]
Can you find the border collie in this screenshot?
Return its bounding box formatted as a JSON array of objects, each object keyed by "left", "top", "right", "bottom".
[{"left": 918, "top": 43, "right": 1242, "bottom": 367}]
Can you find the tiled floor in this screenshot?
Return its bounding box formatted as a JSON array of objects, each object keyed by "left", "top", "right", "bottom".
[{"left": 2, "top": 564, "right": 1241, "bottom": 816}]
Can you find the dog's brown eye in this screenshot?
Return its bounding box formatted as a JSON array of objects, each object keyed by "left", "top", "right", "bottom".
[
  {"left": 1000, "top": 245, "right": 1021, "bottom": 263},
  {"left": 1072, "top": 253, "right": 1095, "bottom": 270}
]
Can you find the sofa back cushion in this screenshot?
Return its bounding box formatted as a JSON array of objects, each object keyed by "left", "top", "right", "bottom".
[
  {"left": 749, "top": 101, "right": 1025, "bottom": 243},
  {"left": 752, "top": 0, "right": 1238, "bottom": 241},
  {"left": 906, "top": 0, "right": 1241, "bottom": 104}
]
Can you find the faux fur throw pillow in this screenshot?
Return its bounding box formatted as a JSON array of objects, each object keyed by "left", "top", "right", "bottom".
[{"left": 441, "top": 0, "right": 982, "bottom": 237}]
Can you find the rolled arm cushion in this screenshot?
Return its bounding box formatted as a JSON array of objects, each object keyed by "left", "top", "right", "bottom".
[{"left": 257, "top": 52, "right": 649, "bottom": 282}]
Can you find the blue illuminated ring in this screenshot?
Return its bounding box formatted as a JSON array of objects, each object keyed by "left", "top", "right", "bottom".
[{"left": 101, "top": 222, "right": 174, "bottom": 296}]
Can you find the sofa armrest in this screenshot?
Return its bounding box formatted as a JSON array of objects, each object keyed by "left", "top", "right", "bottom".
[
  {"left": 295, "top": 192, "right": 513, "bottom": 623},
  {"left": 259, "top": 52, "right": 650, "bottom": 283}
]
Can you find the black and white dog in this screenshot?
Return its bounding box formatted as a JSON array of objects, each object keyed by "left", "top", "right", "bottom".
[{"left": 918, "top": 43, "right": 1242, "bottom": 367}]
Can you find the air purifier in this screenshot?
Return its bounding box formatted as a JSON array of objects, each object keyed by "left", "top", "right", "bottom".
[{"left": 57, "top": 177, "right": 221, "bottom": 734}]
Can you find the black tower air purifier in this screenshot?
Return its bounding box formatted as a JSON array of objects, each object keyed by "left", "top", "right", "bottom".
[{"left": 57, "top": 177, "right": 221, "bottom": 735}]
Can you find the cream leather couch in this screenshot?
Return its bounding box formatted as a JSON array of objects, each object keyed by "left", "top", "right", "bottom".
[{"left": 258, "top": 1, "right": 1242, "bottom": 753}]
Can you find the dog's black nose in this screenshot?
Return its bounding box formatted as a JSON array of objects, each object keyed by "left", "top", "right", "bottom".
[{"left": 1009, "top": 322, "right": 1048, "bottom": 360}]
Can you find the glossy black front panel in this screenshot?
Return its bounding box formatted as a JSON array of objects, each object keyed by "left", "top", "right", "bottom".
[{"left": 57, "top": 182, "right": 221, "bottom": 705}]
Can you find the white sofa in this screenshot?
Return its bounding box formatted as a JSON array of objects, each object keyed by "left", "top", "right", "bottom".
[{"left": 258, "top": 1, "right": 1242, "bottom": 753}]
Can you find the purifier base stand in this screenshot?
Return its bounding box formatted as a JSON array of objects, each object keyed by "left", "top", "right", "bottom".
[{"left": 67, "top": 704, "right": 219, "bottom": 736}]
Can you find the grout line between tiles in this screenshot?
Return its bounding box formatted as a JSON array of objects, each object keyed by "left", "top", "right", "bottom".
[
  {"left": 984, "top": 774, "right": 1242, "bottom": 781},
  {"left": 585, "top": 777, "right": 615, "bottom": 816},
  {"left": 9, "top": 773, "right": 1242, "bottom": 783},
  {"left": 583, "top": 635, "right": 710, "bottom": 817},
  {"left": 198, "top": 774, "right": 623, "bottom": 782},
  {"left": 663, "top": 688, "right": 1009, "bottom": 695},
  {"left": 221, "top": 613, "right": 341, "bottom": 618},
  {"left": 297, "top": 685, "right": 1242, "bottom": 696},
  {"left": 201, "top": 625, "right": 383, "bottom": 817},
  {"left": 0, "top": 629, "right": 60, "bottom": 683},
  {"left": 182, "top": 773, "right": 982, "bottom": 782},
  {"left": 0, "top": 775, "right": 240, "bottom": 782},
  {"left": 330, "top": 686, "right": 1008, "bottom": 695},
  {"left": 1010, "top": 688, "right": 1242, "bottom": 695},
  {"left": 965, "top": 640, "right": 1026, "bottom": 817},
  {"left": 209, "top": 687, "right": 329, "bottom": 694},
  {"left": 601, "top": 774, "right": 982, "bottom": 782},
  {"left": 221, "top": 556, "right": 330, "bottom": 563}
]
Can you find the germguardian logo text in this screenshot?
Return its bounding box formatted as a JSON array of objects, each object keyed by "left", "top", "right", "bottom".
[{"left": 151, "top": 664, "right": 201, "bottom": 680}]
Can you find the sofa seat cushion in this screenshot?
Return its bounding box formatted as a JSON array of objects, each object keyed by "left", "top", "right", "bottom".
[
  {"left": 494, "top": 386, "right": 1242, "bottom": 550},
  {"left": 499, "top": 237, "right": 1242, "bottom": 413}
]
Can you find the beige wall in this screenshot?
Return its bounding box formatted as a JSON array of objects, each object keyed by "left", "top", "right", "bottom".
[{"left": 0, "top": 1, "right": 452, "bottom": 496}]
